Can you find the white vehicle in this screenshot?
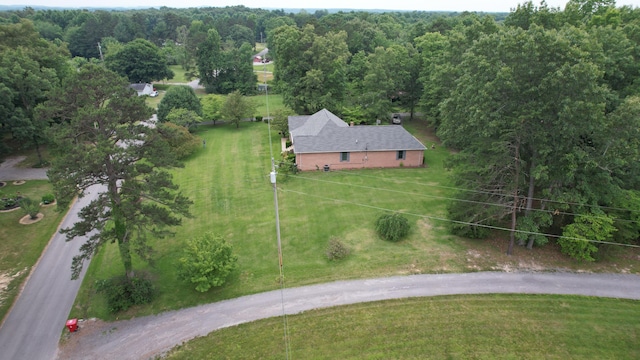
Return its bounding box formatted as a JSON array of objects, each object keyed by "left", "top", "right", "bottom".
[{"left": 150, "top": 90, "right": 159, "bottom": 97}]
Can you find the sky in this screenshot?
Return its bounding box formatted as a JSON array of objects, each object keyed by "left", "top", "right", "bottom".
[{"left": 1, "top": 0, "right": 639, "bottom": 13}]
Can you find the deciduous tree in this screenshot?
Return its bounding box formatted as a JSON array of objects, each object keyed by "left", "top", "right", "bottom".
[
  {"left": 157, "top": 85, "right": 202, "bottom": 122},
  {"left": 0, "top": 19, "right": 71, "bottom": 163},
  {"left": 221, "top": 90, "right": 256, "bottom": 128},
  {"left": 177, "top": 232, "right": 237, "bottom": 292},
  {"left": 165, "top": 108, "right": 202, "bottom": 132},
  {"left": 105, "top": 38, "right": 174, "bottom": 83},
  {"left": 439, "top": 25, "right": 611, "bottom": 252},
  {"left": 201, "top": 94, "right": 225, "bottom": 125}
]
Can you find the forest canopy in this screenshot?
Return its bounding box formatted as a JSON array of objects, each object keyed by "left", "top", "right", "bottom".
[{"left": 2, "top": 0, "right": 640, "bottom": 260}]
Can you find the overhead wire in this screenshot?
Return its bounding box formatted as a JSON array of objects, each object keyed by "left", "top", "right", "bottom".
[
  {"left": 264, "top": 59, "right": 291, "bottom": 360},
  {"left": 288, "top": 174, "right": 640, "bottom": 225},
  {"left": 279, "top": 187, "right": 640, "bottom": 249},
  {"left": 328, "top": 168, "right": 640, "bottom": 215}
]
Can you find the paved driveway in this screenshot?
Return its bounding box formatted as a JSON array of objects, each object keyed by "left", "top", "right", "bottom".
[
  {"left": 57, "top": 271, "right": 640, "bottom": 360},
  {"left": 0, "top": 156, "right": 48, "bottom": 181}
]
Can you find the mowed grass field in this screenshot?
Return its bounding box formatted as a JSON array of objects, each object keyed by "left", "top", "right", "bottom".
[
  {"left": 71, "top": 119, "right": 466, "bottom": 320},
  {"left": 166, "top": 294, "right": 640, "bottom": 359}
]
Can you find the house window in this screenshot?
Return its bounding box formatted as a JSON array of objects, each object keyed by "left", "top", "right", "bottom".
[
  {"left": 397, "top": 150, "right": 406, "bottom": 160},
  {"left": 340, "top": 152, "right": 350, "bottom": 162}
]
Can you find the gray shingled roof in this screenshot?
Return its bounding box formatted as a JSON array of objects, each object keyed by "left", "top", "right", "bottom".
[
  {"left": 129, "top": 83, "right": 148, "bottom": 92},
  {"left": 289, "top": 108, "right": 348, "bottom": 136},
  {"left": 288, "top": 109, "right": 426, "bottom": 154}
]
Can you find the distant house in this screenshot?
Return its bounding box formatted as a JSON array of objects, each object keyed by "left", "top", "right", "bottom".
[
  {"left": 129, "top": 83, "right": 154, "bottom": 96},
  {"left": 288, "top": 109, "right": 426, "bottom": 171}
]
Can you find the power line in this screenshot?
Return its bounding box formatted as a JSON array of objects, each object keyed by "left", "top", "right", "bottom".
[
  {"left": 328, "top": 169, "right": 640, "bottom": 215},
  {"left": 279, "top": 187, "right": 640, "bottom": 249},
  {"left": 289, "top": 174, "right": 640, "bottom": 225},
  {"left": 265, "top": 62, "right": 291, "bottom": 360}
]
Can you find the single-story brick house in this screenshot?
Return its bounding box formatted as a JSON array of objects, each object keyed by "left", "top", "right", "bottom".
[{"left": 288, "top": 109, "right": 426, "bottom": 171}]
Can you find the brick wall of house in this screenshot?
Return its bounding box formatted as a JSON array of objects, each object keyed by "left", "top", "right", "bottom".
[{"left": 296, "top": 150, "right": 424, "bottom": 171}]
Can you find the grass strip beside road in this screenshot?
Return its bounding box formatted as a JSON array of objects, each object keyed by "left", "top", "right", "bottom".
[
  {"left": 0, "top": 181, "right": 66, "bottom": 322},
  {"left": 166, "top": 294, "right": 640, "bottom": 359}
]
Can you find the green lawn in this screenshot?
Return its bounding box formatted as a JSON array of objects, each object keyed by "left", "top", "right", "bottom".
[
  {"left": 166, "top": 294, "right": 640, "bottom": 359},
  {"left": 253, "top": 62, "right": 274, "bottom": 72},
  {"left": 0, "top": 181, "right": 67, "bottom": 321},
  {"left": 67, "top": 118, "right": 638, "bottom": 323},
  {"left": 254, "top": 70, "right": 273, "bottom": 84},
  {"left": 252, "top": 93, "right": 284, "bottom": 117},
  {"left": 70, "top": 120, "right": 465, "bottom": 320},
  {"left": 163, "top": 65, "right": 190, "bottom": 83}
]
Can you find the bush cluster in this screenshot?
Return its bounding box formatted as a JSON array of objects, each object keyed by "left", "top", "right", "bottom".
[
  {"left": 325, "top": 236, "right": 350, "bottom": 261},
  {"left": 41, "top": 193, "right": 55, "bottom": 204},
  {"left": 1, "top": 193, "right": 22, "bottom": 210},
  {"left": 375, "top": 213, "right": 410, "bottom": 242},
  {"left": 95, "top": 276, "right": 155, "bottom": 313}
]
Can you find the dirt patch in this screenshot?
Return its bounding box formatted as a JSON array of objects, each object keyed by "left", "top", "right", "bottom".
[
  {"left": 0, "top": 268, "right": 27, "bottom": 307},
  {"left": 57, "top": 318, "right": 111, "bottom": 359},
  {"left": 19, "top": 213, "right": 44, "bottom": 224},
  {"left": 12, "top": 180, "right": 25, "bottom": 185},
  {"left": 461, "top": 234, "right": 640, "bottom": 274}
]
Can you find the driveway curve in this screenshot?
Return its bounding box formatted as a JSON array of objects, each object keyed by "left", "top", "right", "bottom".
[
  {"left": 0, "top": 156, "right": 48, "bottom": 181},
  {"left": 57, "top": 271, "right": 640, "bottom": 360}
]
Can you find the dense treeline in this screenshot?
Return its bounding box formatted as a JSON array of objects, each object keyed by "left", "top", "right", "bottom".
[{"left": 1, "top": 1, "right": 640, "bottom": 260}]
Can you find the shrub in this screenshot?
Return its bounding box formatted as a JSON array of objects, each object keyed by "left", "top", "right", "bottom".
[
  {"left": 18, "top": 197, "right": 40, "bottom": 219},
  {"left": 325, "top": 236, "right": 350, "bottom": 261},
  {"left": 178, "top": 232, "right": 238, "bottom": 292},
  {"left": 95, "top": 276, "right": 155, "bottom": 313},
  {"left": 42, "top": 193, "right": 55, "bottom": 204},
  {"left": 1, "top": 193, "right": 21, "bottom": 210},
  {"left": 255, "top": 115, "right": 263, "bottom": 122},
  {"left": 277, "top": 159, "right": 298, "bottom": 181},
  {"left": 375, "top": 213, "right": 410, "bottom": 242}
]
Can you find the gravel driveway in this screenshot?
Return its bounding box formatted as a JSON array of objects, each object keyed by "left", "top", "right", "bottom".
[{"left": 56, "top": 271, "right": 640, "bottom": 360}]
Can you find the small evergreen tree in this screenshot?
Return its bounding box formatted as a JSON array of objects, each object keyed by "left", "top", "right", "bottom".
[
  {"left": 19, "top": 197, "right": 40, "bottom": 219},
  {"left": 375, "top": 213, "right": 410, "bottom": 242}
]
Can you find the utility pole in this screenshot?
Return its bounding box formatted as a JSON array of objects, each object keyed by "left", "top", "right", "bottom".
[{"left": 266, "top": 65, "right": 290, "bottom": 359}]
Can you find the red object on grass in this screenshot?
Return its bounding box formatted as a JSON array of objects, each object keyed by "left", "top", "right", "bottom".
[{"left": 66, "top": 318, "right": 78, "bottom": 332}]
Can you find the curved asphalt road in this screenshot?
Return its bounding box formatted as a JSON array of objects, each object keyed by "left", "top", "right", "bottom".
[
  {"left": 58, "top": 272, "right": 640, "bottom": 360},
  {"left": 0, "top": 159, "right": 100, "bottom": 360}
]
